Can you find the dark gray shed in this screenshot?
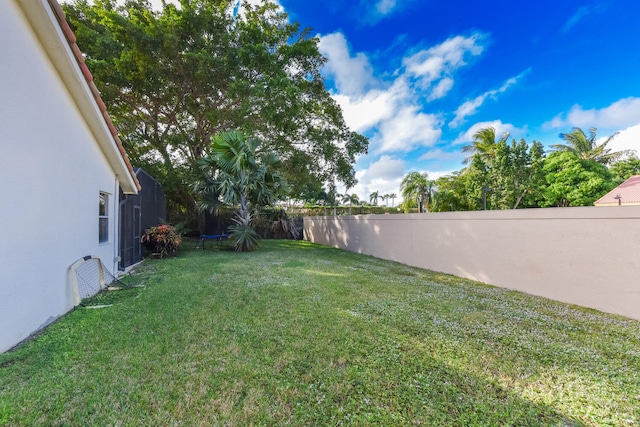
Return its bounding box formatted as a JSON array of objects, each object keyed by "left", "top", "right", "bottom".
[{"left": 118, "top": 168, "right": 166, "bottom": 270}]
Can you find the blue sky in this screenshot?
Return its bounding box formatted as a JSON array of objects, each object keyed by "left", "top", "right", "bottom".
[
  {"left": 145, "top": 0, "right": 640, "bottom": 202},
  {"left": 275, "top": 0, "right": 640, "bottom": 202}
]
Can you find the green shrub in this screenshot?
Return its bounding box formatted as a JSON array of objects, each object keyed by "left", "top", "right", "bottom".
[{"left": 141, "top": 224, "right": 182, "bottom": 257}]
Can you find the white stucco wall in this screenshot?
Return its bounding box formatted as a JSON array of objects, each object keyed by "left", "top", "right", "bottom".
[{"left": 0, "top": 1, "right": 123, "bottom": 352}]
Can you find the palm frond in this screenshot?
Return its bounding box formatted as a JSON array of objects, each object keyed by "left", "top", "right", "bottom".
[{"left": 555, "top": 127, "right": 626, "bottom": 164}]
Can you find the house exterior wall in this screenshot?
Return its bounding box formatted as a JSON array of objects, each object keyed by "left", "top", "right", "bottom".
[
  {"left": 304, "top": 206, "right": 640, "bottom": 321},
  {"left": 0, "top": 1, "right": 122, "bottom": 352}
]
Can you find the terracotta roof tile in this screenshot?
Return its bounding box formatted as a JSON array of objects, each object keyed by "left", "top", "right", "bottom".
[
  {"left": 594, "top": 175, "right": 640, "bottom": 205},
  {"left": 48, "top": 0, "right": 141, "bottom": 191},
  {"left": 89, "top": 82, "right": 107, "bottom": 113},
  {"left": 70, "top": 43, "right": 84, "bottom": 65},
  {"left": 79, "top": 62, "right": 93, "bottom": 82}
]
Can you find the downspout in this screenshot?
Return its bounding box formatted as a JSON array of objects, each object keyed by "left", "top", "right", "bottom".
[{"left": 113, "top": 175, "right": 120, "bottom": 276}]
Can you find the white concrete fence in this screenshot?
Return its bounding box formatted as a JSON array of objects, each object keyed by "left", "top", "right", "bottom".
[{"left": 304, "top": 206, "right": 640, "bottom": 320}]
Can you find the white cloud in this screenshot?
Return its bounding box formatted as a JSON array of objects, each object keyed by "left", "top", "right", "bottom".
[
  {"left": 350, "top": 156, "right": 406, "bottom": 204},
  {"left": 358, "top": 0, "right": 413, "bottom": 25},
  {"left": 350, "top": 158, "right": 461, "bottom": 203},
  {"left": 449, "top": 70, "right": 529, "bottom": 128},
  {"left": 428, "top": 78, "right": 454, "bottom": 101},
  {"left": 562, "top": 5, "right": 606, "bottom": 33},
  {"left": 403, "top": 33, "right": 486, "bottom": 99},
  {"left": 321, "top": 31, "right": 491, "bottom": 156},
  {"left": 319, "top": 30, "right": 495, "bottom": 199},
  {"left": 418, "top": 148, "right": 465, "bottom": 163},
  {"left": 332, "top": 79, "right": 408, "bottom": 132},
  {"left": 544, "top": 97, "right": 640, "bottom": 130},
  {"left": 607, "top": 124, "right": 640, "bottom": 158},
  {"left": 353, "top": 166, "right": 456, "bottom": 204},
  {"left": 319, "top": 32, "right": 449, "bottom": 155},
  {"left": 373, "top": 106, "right": 442, "bottom": 153},
  {"left": 404, "top": 34, "right": 485, "bottom": 79},
  {"left": 450, "top": 97, "right": 486, "bottom": 128},
  {"left": 367, "top": 155, "right": 406, "bottom": 180},
  {"left": 453, "top": 120, "right": 521, "bottom": 145},
  {"left": 375, "top": 0, "right": 397, "bottom": 15},
  {"left": 319, "top": 32, "right": 376, "bottom": 97}
]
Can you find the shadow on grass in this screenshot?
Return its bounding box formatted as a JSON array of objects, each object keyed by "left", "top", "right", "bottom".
[{"left": 1, "top": 240, "right": 633, "bottom": 426}]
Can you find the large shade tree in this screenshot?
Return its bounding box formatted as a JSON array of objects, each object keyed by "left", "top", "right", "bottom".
[
  {"left": 609, "top": 156, "right": 640, "bottom": 184},
  {"left": 488, "top": 138, "right": 546, "bottom": 209},
  {"left": 457, "top": 127, "right": 546, "bottom": 210},
  {"left": 541, "top": 151, "right": 614, "bottom": 207},
  {"left": 63, "top": 0, "right": 367, "bottom": 223},
  {"left": 431, "top": 171, "right": 476, "bottom": 212}
]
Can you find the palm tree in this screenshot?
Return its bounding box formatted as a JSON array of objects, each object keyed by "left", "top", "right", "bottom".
[
  {"left": 369, "top": 190, "right": 380, "bottom": 206},
  {"left": 551, "top": 127, "right": 629, "bottom": 165},
  {"left": 342, "top": 192, "right": 359, "bottom": 215},
  {"left": 327, "top": 185, "right": 338, "bottom": 216},
  {"left": 198, "top": 131, "right": 285, "bottom": 251},
  {"left": 400, "top": 172, "right": 434, "bottom": 213},
  {"left": 388, "top": 193, "right": 397, "bottom": 207},
  {"left": 379, "top": 194, "right": 387, "bottom": 207},
  {"left": 462, "top": 127, "right": 510, "bottom": 164},
  {"left": 317, "top": 190, "right": 329, "bottom": 216}
]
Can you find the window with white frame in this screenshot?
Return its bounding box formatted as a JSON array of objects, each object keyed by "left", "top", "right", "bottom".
[{"left": 99, "top": 192, "right": 109, "bottom": 243}]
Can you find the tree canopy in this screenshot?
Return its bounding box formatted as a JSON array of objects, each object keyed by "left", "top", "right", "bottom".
[
  {"left": 63, "top": 0, "right": 367, "bottom": 223},
  {"left": 437, "top": 129, "right": 546, "bottom": 211},
  {"left": 541, "top": 151, "right": 614, "bottom": 207},
  {"left": 609, "top": 157, "right": 640, "bottom": 184},
  {"left": 422, "top": 126, "right": 631, "bottom": 212}
]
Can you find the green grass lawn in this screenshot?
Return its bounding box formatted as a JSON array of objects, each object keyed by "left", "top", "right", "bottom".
[{"left": 1, "top": 240, "right": 639, "bottom": 426}]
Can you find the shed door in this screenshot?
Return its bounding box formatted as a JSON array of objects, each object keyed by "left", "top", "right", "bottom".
[
  {"left": 118, "top": 200, "right": 140, "bottom": 270},
  {"left": 118, "top": 200, "right": 131, "bottom": 270},
  {"left": 133, "top": 206, "right": 141, "bottom": 264}
]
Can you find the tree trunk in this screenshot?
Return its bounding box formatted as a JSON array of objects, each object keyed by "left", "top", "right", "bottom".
[{"left": 513, "top": 189, "right": 527, "bottom": 209}]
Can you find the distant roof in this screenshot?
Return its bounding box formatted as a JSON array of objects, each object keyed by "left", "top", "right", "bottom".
[{"left": 594, "top": 175, "right": 640, "bottom": 206}]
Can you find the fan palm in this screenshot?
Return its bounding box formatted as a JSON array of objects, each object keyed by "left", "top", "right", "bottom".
[
  {"left": 198, "top": 131, "right": 285, "bottom": 251},
  {"left": 550, "top": 127, "right": 628, "bottom": 165}
]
